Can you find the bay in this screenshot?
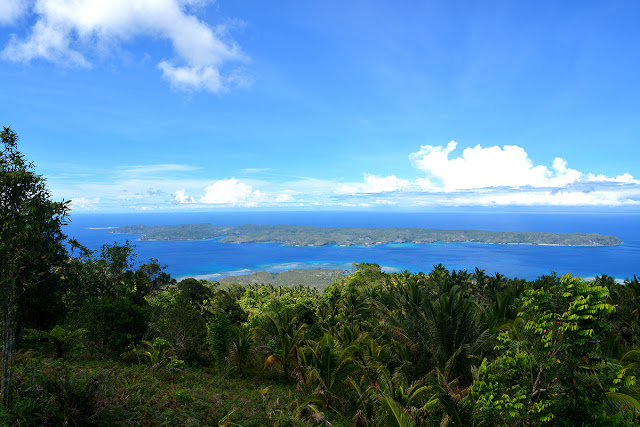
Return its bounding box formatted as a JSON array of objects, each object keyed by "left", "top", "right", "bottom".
[{"left": 62, "top": 211, "right": 640, "bottom": 282}]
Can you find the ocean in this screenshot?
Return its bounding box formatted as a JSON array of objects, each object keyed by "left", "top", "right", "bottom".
[{"left": 62, "top": 211, "right": 640, "bottom": 282}]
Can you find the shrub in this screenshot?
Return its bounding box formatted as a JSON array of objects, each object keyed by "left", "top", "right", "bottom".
[
  {"left": 148, "top": 298, "right": 208, "bottom": 365},
  {"left": 73, "top": 296, "right": 149, "bottom": 355}
]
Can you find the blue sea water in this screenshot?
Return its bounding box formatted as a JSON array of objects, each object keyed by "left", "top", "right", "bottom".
[{"left": 62, "top": 211, "right": 640, "bottom": 282}]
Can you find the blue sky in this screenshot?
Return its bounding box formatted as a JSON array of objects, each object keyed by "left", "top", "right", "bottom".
[{"left": 1, "top": 0, "right": 639, "bottom": 212}]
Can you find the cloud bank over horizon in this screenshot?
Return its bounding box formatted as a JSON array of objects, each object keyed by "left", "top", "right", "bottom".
[
  {"left": 0, "top": 0, "right": 247, "bottom": 92},
  {"left": 409, "top": 141, "right": 588, "bottom": 190},
  {"left": 56, "top": 141, "right": 640, "bottom": 212}
]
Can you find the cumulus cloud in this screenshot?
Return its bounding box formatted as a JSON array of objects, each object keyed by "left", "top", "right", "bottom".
[
  {"left": 200, "top": 178, "right": 263, "bottom": 205},
  {"left": 173, "top": 189, "right": 195, "bottom": 203},
  {"left": 409, "top": 141, "right": 586, "bottom": 190},
  {"left": 409, "top": 141, "right": 640, "bottom": 198},
  {"left": 323, "top": 141, "right": 640, "bottom": 208},
  {"left": 587, "top": 172, "right": 639, "bottom": 184},
  {"left": 172, "top": 181, "right": 297, "bottom": 206},
  {"left": 1, "top": 0, "right": 247, "bottom": 92}
]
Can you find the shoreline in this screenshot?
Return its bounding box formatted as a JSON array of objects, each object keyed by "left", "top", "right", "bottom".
[
  {"left": 132, "top": 237, "right": 618, "bottom": 248},
  {"left": 107, "top": 223, "right": 622, "bottom": 247}
]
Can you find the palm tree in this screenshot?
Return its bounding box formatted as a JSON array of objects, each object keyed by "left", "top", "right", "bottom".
[
  {"left": 227, "top": 324, "right": 254, "bottom": 377},
  {"left": 256, "top": 311, "right": 307, "bottom": 377},
  {"left": 384, "top": 270, "right": 493, "bottom": 383},
  {"left": 372, "top": 366, "right": 434, "bottom": 427},
  {"left": 425, "top": 284, "right": 493, "bottom": 383},
  {"left": 336, "top": 288, "right": 372, "bottom": 328},
  {"left": 298, "top": 334, "right": 360, "bottom": 409}
]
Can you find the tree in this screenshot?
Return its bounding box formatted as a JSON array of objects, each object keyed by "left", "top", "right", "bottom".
[
  {"left": 257, "top": 311, "right": 307, "bottom": 377},
  {"left": 472, "top": 274, "right": 638, "bottom": 425},
  {"left": 385, "top": 269, "right": 492, "bottom": 383},
  {"left": 298, "top": 334, "right": 360, "bottom": 409},
  {"left": 147, "top": 288, "right": 209, "bottom": 364},
  {"left": 0, "top": 127, "right": 69, "bottom": 404},
  {"left": 73, "top": 295, "right": 149, "bottom": 355},
  {"left": 61, "top": 242, "right": 173, "bottom": 312}
]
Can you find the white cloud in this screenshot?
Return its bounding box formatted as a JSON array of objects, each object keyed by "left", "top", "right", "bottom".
[
  {"left": 442, "top": 186, "right": 640, "bottom": 207},
  {"left": 323, "top": 141, "right": 640, "bottom": 208},
  {"left": 173, "top": 189, "right": 195, "bottom": 203},
  {"left": 364, "top": 174, "right": 410, "bottom": 192},
  {"left": 69, "top": 196, "right": 100, "bottom": 210},
  {"left": 587, "top": 172, "right": 639, "bottom": 184},
  {"left": 121, "top": 163, "right": 201, "bottom": 177},
  {"left": 614, "top": 173, "right": 638, "bottom": 184},
  {"left": 0, "top": 0, "right": 28, "bottom": 25},
  {"left": 275, "top": 190, "right": 295, "bottom": 203},
  {"left": 408, "top": 141, "right": 638, "bottom": 196},
  {"left": 410, "top": 141, "right": 574, "bottom": 190},
  {"left": 1, "top": 0, "right": 247, "bottom": 92},
  {"left": 241, "top": 168, "right": 272, "bottom": 173},
  {"left": 200, "top": 178, "right": 263, "bottom": 205},
  {"left": 329, "top": 182, "right": 640, "bottom": 208},
  {"left": 415, "top": 177, "right": 439, "bottom": 191},
  {"left": 335, "top": 174, "right": 410, "bottom": 194},
  {"left": 45, "top": 142, "right": 640, "bottom": 211},
  {"left": 158, "top": 62, "right": 223, "bottom": 92}
]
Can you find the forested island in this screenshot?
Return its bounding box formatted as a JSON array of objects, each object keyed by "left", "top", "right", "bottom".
[{"left": 108, "top": 223, "right": 623, "bottom": 246}]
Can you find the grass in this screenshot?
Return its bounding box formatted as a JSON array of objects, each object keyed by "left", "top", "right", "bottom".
[{"left": 5, "top": 351, "right": 319, "bottom": 426}]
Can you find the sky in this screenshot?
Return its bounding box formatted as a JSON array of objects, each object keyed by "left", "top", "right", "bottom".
[{"left": 1, "top": 0, "right": 639, "bottom": 212}]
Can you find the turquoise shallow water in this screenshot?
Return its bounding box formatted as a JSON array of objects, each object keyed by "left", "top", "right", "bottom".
[{"left": 63, "top": 211, "right": 640, "bottom": 281}]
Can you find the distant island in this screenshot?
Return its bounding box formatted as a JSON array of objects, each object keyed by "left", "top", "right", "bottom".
[
  {"left": 218, "top": 268, "right": 346, "bottom": 290},
  {"left": 107, "top": 223, "right": 623, "bottom": 247}
]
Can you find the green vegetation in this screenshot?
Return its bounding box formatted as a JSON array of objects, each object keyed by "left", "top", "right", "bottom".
[
  {"left": 1, "top": 126, "right": 69, "bottom": 404},
  {"left": 110, "top": 223, "right": 623, "bottom": 246},
  {"left": 219, "top": 268, "right": 347, "bottom": 290},
  {"left": 3, "top": 128, "right": 640, "bottom": 425},
  {"left": 7, "top": 251, "right": 640, "bottom": 425}
]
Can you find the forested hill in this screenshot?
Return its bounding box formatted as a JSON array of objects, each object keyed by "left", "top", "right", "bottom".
[{"left": 108, "top": 223, "right": 623, "bottom": 247}]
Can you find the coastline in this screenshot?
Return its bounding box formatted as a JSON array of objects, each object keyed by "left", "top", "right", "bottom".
[
  {"left": 131, "top": 237, "right": 619, "bottom": 248},
  {"left": 63, "top": 212, "right": 639, "bottom": 282},
  {"left": 107, "top": 223, "right": 623, "bottom": 247}
]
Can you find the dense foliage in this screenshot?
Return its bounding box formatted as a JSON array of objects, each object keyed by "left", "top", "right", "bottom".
[
  {"left": 3, "top": 128, "right": 639, "bottom": 425},
  {"left": 6, "top": 254, "right": 640, "bottom": 426},
  {"left": 1, "top": 126, "right": 69, "bottom": 404}
]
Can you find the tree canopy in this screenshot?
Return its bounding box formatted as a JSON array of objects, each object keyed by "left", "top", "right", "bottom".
[{"left": 0, "top": 126, "right": 70, "bottom": 404}]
